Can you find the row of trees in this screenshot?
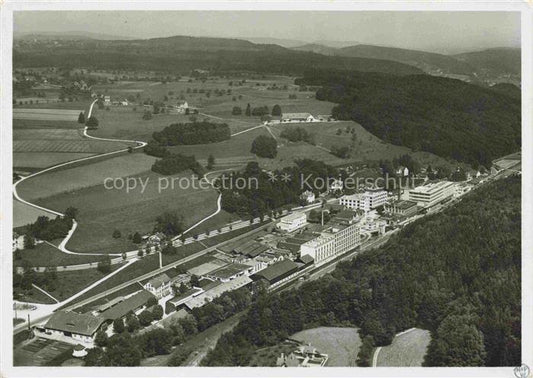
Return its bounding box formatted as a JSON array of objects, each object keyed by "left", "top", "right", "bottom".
[
  {"left": 203, "top": 175, "right": 521, "bottom": 367},
  {"left": 152, "top": 122, "right": 230, "bottom": 146},
  {"left": 279, "top": 127, "right": 315, "bottom": 144}
]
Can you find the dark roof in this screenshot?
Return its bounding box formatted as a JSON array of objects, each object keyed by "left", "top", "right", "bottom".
[
  {"left": 44, "top": 311, "right": 104, "bottom": 336},
  {"left": 252, "top": 259, "right": 299, "bottom": 284},
  {"left": 147, "top": 273, "right": 171, "bottom": 288},
  {"left": 100, "top": 290, "right": 155, "bottom": 321},
  {"left": 93, "top": 296, "right": 125, "bottom": 313},
  {"left": 198, "top": 279, "right": 222, "bottom": 291},
  {"left": 298, "top": 254, "right": 315, "bottom": 265},
  {"left": 394, "top": 200, "right": 418, "bottom": 209},
  {"left": 233, "top": 241, "right": 269, "bottom": 257},
  {"left": 208, "top": 263, "right": 250, "bottom": 279}
]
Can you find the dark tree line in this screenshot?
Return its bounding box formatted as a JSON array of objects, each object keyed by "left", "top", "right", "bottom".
[
  {"left": 203, "top": 175, "right": 521, "bottom": 367},
  {"left": 152, "top": 122, "right": 230, "bottom": 145},
  {"left": 279, "top": 127, "right": 315, "bottom": 144},
  {"left": 219, "top": 160, "right": 337, "bottom": 218},
  {"left": 298, "top": 69, "right": 521, "bottom": 168},
  {"left": 250, "top": 135, "right": 277, "bottom": 158}
]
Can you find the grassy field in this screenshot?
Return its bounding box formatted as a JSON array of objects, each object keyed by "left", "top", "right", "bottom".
[
  {"left": 14, "top": 338, "right": 73, "bottom": 366},
  {"left": 17, "top": 153, "right": 157, "bottom": 201},
  {"left": 13, "top": 100, "right": 92, "bottom": 111},
  {"left": 44, "top": 267, "right": 118, "bottom": 302},
  {"left": 376, "top": 328, "right": 431, "bottom": 367},
  {"left": 13, "top": 242, "right": 106, "bottom": 268},
  {"left": 291, "top": 327, "right": 361, "bottom": 367},
  {"left": 13, "top": 119, "right": 82, "bottom": 130},
  {"left": 36, "top": 169, "right": 219, "bottom": 253},
  {"left": 13, "top": 200, "right": 57, "bottom": 228},
  {"left": 13, "top": 287, "right": 56, "bottom": 305}
]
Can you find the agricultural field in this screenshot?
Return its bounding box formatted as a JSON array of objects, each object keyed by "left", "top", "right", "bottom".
[
  {"left": 13, "top": 338, "right": 73, "bottom": 367},
  {"left": 375, "top": 328, "right": 431, "bottom": 367},
  {"left": 290, "top": 327, "right": 362, "bottom": 367},
  {"left": 13, "top": 152, "right": 96, "bottom": 169},
  {"left": 13, "top": 108, "right": 82, "bottom": 121},
  {"left": 13, "top": 200, "right": 57, "bottom": 228},
  {"left": 12, "top": 100, "right": 92, "bottom": 111}
]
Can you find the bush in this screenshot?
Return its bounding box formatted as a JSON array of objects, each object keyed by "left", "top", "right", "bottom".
[
  {"left": 112, "top": 229, "right": 122, "bottom": 239},
  {"left": 232, "top": 106, "right": 242, "bottom": 115},
  {"left": 138, "top": 310, "right": 154, "bottom": 326},
  {"left": 250, "top": 135, "right": 277, "bottom": 158},
  {"left": 97, "top": 257, "right": 112, "bottom": 274},
  {"left": 85, "top": 116, "right": 99, "bottom": 128}
]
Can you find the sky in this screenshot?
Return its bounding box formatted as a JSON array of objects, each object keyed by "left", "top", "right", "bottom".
[{"left": 13, "top": 11, "right": 521, "bottom": 54}]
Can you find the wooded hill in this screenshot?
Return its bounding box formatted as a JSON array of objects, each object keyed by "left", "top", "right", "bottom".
[
  {"left": 203, "top": 175, "right": 521, "bottom": 367},
  {"left": 13, "top": 35, "right": 422, "bottom": 76},
  {"left": 298, "top": 70, "right": 521, "bottom": 168}
]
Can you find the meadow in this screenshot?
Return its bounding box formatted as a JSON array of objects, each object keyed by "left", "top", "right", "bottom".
[
  {"left": 13, "top": 200, "right": 57, "bottom": 228},
  {"left": 37, "top": 169, "right": 219, "bottom": 253},
  {"left": 13, "top": 108, "right": 82, "bottom": 121},
  {"left": 13, "top": 242, "right": 105, "bottom": 268},
  {"left": 376, "top": 328, "right": 431, "bottom": 367},
  {"left": 290, "top": 327, "right": 362, "bottom": 367}
]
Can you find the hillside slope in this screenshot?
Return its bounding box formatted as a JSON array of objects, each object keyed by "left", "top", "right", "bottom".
[
  {"left": 454, "top": 48, "right": 521, "bottom": 76},
  {"left": 298, "top": 70, "right": 521, "bottom": 167}
]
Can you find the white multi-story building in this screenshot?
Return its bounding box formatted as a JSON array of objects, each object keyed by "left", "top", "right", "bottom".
[
  {"left": 339, "top": 189, "right": 387, "bottom": 212},
  {"left": 277, "top": 212, "right": 307, "bottom": 232},
  {"left": 300, "top": 221, "right": 361, "bottom": 265},
  {"left": 409, "top": 181, "right": 455, "bottom": 208}
]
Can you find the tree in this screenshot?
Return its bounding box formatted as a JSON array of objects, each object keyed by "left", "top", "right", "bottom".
[
  {"left": 112, "top": 229, "right": 121, "bottom": 239},
  {"left": 138, "top": 310, "right": 154, "bottom": 327},
  {"left": 231, "top": 106, "right": 242, "bottom": 115},
  {"left": 97, "top": 257, "right": 112, "bottom": 274},
  {"left": 85, "top": 116, "right": 99, "bottom": 129},
  {"left": 271, "top": 104, "right": 282, "bottom": 116},
  {"left": 250, "top": 135, "right": 277, "bottom": 158},
  {"left": 132, "top": 232, "right": 142, "bottom": 244},
  {"left": 152, "top": 305, "right": 164, "bottom": 320},
  {"left": 113, "top": 318, "right": 125, "bottom": 334},
  {"left": 64, "top": 206, "right": 78, "bottom": 219},
  {"left": 147, "top": 296, "right": 158, "bottom": 308},
  {"left": 245, "top": 103, "right": 251, "bottom": 116},
  {"left": 78, "top": 112, "right": 85, "bottom": 124},
  {"left": 207, "top": 154, "right": 215, "bottom": 170},
  {"left": 94, "top": 330, "right": 108, "bottom": 347},
  {"left": 425, "top": 314, "right": 487, "bottom": 366},
  {"left": 23, "top": 234, "right": 35, "bottom": 249},
  {"left": 143, "top": 111, "right": 152, "bottom": 120},
  {"left": 154, "top": 212, "right": 184, "bottom": 237},
  {"left": 126, "top": 313, "right": 141, "bottom": 333},
  {"left": 127, "top": 146, "right": 133, "bottom": 153},
  {"left": 190, "top": 274, "right": 200, "bottom": 287}
]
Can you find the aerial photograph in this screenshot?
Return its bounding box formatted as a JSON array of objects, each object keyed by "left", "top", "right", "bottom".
[{"left": 8, "top": 9, "right": 522, "bottom": 370}]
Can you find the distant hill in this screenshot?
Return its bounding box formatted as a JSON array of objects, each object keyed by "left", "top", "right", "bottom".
[
  {"left": 292, "top": 43, "right": 339, "bottom": 56},
  {"left": 14, "top": 31, "right": 134, "bottom": 41},
  {"left": 298, "top": 69, "right": 521, "bottom": 167},
  {"left": 13, "top": 35, "right": 423, "bottom": 76},
  {"left": 338, "top": 44, "right": 475, "bottom": 75},
  {"left": 454, "top": 48, "right": 521, "bottom": 76},
  {"left": 246, "top": 37, "right": 306, "bottom": 48}
]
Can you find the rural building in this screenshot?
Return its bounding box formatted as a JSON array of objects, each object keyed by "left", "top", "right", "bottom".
[
  {"left": 103, "top": 95, "right": 111, "bottom": 105},
  {"left": 144, "top": 273, "right": 172, "bottom": 298},
  {"left": 300, "top": 190, "right": 316, "bottom": 204},
  {"left": 409, "top": 181, "right": 454, "bottom": 208},
  {"left": 39, "top": 311, "right": 105, "bottom": 346},
  {"left": 251, "top": 259, "right": 300, "bottom": 288},
  {"left": 165, "top": 287, "right": 204, "bottom": 314},
  {"left": 277, "top": 212, "right": 307, "bottom": 233},
  {"left": 395, "top": 166, "right": 410, "bottom": 177},
  {"left": 12, "top": 233, "right": 25, "bottom": 252},
  {"left": 384, "top": 200, "right": 418, "bottom": 217},
  {"left": 276, "top": 345, "right": 328, "bottom": 367},
  {"left": 339, "top": 189, "right": 388, "bottom": 212},
  {"left": 281, "top": 113, "right": 317, "bottom": 123},
  {"left": 329, "top": 179, "right": 344, "bottom": 193}
]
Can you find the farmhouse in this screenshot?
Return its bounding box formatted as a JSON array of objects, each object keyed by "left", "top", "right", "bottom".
[
  {"left": 144, "top": 273, "right": 172, "bottom": 298},
  {"left": 281, "top": 113, "right": 317, "bottom": 123}
]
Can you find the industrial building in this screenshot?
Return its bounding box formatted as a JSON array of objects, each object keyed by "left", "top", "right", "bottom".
[{"left": 408, "top": 181, "right": 454, "bottom": 208}]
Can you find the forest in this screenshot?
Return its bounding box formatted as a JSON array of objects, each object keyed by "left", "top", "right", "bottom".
[
  {"left": 297, "top": 69, "right": 521, "bottom": 168},
  {"left": 152, "top": 121, "right": 230, "bottom": 145},
  {"left": 203, "top": 175, "right": 521, "bottom": 367}
]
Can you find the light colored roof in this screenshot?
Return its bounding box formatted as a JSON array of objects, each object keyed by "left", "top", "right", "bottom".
[
  {"left": 281, "top": 112, "right": 312, "bottom": 119},
  {"left": 410, "top": 181, "right": 454, "bottom": 194},
  {"left": 99, "top": 290, "right": 155, "bottom": 320},
  {"left": 208, "top": 263, "right": 251, "bottom": 279},
  {"left": 184, "top": 275, "right": 252, "bottom": 309},
  {"left": 280, "top": 212, "right": 306, "bottom": 222}
]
